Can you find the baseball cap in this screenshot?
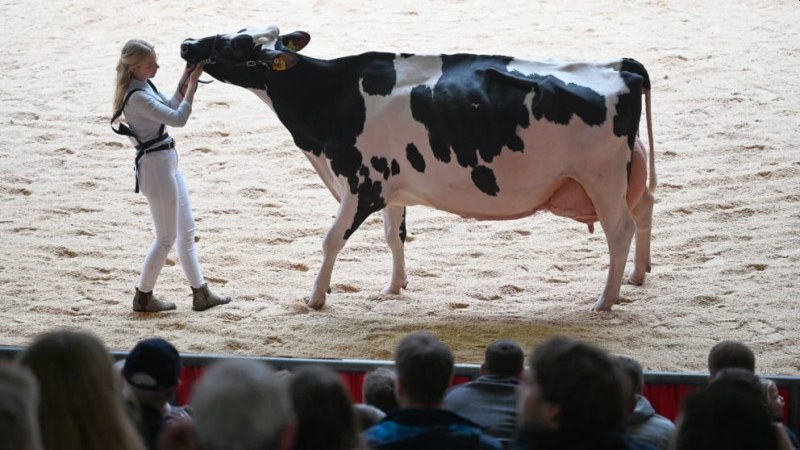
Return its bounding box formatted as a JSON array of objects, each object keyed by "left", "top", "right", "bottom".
[{"left": 122, "top": 338, "right": 181, "bottom": 391}]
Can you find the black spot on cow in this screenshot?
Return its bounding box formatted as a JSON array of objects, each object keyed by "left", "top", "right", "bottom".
[
  {"left": 391, "top": 159, "right": 400, "bottom": 176},
  {"left": 371, "top": 156, "right": 391, "bottom": 180},
  {"left": 344, "top": 165, "right": 387, "bottom": 239},
  {"left": 471, "top": 165, "right": 499, "bottom": 196},
  {"left": 614, "top": 58, "right": 649, "bottom": 150},
  {"left": 529, "top": 75, "right": 607, "bottom": 127},
  {"left": 330, "top": 144, "right": 364, "bottom": 193},
  {"left": 410, "top": 55, "right": 541, "bottom": 195},
  {"left": 410, "top": 55, "right": 532, "bottom": 175},
  {"left": 399, "top": 207, "right": 407, "bottom": 242},
  {"left": 400, "top": 53, "right": 415, "bottom": 59},
  {"left": 619, "top": 58, "right": 651, "bottom": 90},
  {"left": 486, "top": 69, "right": 607, "bottom": 127},
  {"left": 406, "top": 143, "right": 426, "bottom": 173},
  {"left": 613, "top": 71, "right": 644, "bottom": 150},
  {"left": 362, "top": 57, "right": 396, "bottom": 96}
]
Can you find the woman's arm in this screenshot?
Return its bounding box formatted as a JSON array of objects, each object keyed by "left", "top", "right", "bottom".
[
  {"left": 129, "top": 91, "right": 193, "bottom": 127},
  {"left": 129, "top": 65, "right": 205, "bottom": 128},
  {"left": 171, "top": 64, "right": 204, "bottom": 105}
]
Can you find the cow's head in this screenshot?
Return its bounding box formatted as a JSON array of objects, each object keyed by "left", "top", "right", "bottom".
[{"left": 180, "top": 26, "right": 310, "bottom": 89}]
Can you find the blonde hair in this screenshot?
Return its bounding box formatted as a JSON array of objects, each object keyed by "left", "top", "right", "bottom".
[
  {"left": 113, "top": 39, "right": 155, "bottom": 120},
  {"left": 20, "top": 330, "right": 145, "bottom": 450}
]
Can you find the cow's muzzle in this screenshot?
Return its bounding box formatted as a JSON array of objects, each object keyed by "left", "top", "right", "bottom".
[{"left": 180, "top": 39, "right": 203, "bottom": 64}]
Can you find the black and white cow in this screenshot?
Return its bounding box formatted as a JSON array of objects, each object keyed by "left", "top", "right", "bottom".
[{"left": 181, "top": 26, "right": 656, "bottom": 311}]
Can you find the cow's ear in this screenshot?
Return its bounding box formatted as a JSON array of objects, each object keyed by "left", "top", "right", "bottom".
[
  {"left": 261, "top": 49, "right": 299, "bottom": 71},
  {"left": 280, "top": 31, "right": 310, "bottom": 52}
]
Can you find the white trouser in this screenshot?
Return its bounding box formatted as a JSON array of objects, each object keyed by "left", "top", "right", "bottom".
[{"left": 136, "top": 149, "right": 204, "bottom": 292}]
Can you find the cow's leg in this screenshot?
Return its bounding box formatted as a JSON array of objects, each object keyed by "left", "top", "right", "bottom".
[
  {"left": 381, "top": 205, "right": 408, "bottom": 294},
  {"left": 584, "top": 178, "right": 636, "bottom": 311},
  {"left": 307, "top": 195, "right": 360, "bottom": 309},
  {"left": 626, "top": 189, "right": 654, "bottom": 286}
]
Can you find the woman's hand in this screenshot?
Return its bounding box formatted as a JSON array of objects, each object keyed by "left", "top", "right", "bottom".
[
  {"left": 178, "top": 63, "right": 205, "bottom": 103},
  {"left": 187, "top": 63, "right": 205, "bottom": 86}
]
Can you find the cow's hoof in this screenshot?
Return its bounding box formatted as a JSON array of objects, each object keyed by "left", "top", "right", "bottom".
[
  {"left": 625, "top": 269, "right": 646, "bottom": 286},
  {"left": 591, "top": 298, "right": 614, "bottom": 312},
  {"left": 381, "top": 281, "right": 407, "bottom": 295},
  {"left": 305, "top": 294, "right": 326, "bottom": 310},
  {"left": 624, "top": 275, "right": 645, "bottom": 286}
]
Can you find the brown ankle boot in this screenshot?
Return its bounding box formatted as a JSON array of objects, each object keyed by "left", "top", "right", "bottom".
[
  {"left": 132, "top": 288, "right": 176, "bottom": 312},
  {"left": 192, "top": 283, "right": 231, "bottom": 311}
]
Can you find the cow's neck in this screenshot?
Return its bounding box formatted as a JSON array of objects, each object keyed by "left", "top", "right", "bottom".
[{"left": 261, "top": 54, "right": 368, "bottom": 158}]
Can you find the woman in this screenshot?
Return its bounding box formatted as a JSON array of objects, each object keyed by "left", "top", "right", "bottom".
[
  {"left": 761, "top": 378, "right": 800, "bottom": 450},
  {"left": 289, "top": 365, "right": 364, "bottom": 450},
  {"left": 19, "top": 330, "right": 145, "bottom": 450},
  {"left": 112, "top": 39, "right": 230, "bottom": 312}
]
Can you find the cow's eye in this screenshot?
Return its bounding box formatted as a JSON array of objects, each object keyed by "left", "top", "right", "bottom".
[{"left": 231, "top": 34, "right": 253, "bottom": 52}]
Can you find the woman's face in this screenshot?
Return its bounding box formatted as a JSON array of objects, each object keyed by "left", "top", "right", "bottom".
[
  {"left": 768, "top": 383, "right": 785, "bottom": 419},
  {"left": 131, "top": 51, "right": 159, "bottom": 81}
]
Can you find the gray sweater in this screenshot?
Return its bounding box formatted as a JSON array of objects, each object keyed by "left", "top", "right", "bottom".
[
  {"left": 444, "top": 375, "right": 520, "bottom": 442},
  {"left": 625, "top": 395, "right": 675, "bottom": 450}
]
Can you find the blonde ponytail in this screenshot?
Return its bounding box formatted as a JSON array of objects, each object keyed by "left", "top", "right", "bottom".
[{"left": 112, "top": 39, "right": 155, "bottom": 122}]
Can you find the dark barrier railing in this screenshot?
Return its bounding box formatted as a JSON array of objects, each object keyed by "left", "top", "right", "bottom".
[{"left": 3, "top": 345, "right": 798, "bottom": 433}]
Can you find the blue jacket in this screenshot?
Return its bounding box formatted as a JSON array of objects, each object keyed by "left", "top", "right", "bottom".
[{"left": 362, "top": 408, "right": 503, "bottom": 450}]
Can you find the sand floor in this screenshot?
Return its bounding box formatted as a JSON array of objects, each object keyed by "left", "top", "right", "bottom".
[{"left": 1, "top": 0, "right": 799, "bottom": 374}]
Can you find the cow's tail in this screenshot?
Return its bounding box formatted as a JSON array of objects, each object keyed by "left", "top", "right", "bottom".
[{"left": 644, "top": 87, "right": 656, "bottom": 193}]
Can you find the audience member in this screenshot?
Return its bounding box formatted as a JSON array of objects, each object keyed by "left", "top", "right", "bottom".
[
  {"left": 616, "top": 356, "right": 675, "bottom": 450},
  {"left": 163, "top": 359, "right": 295, "bottom": 450},
  {"left": 444, "top": 339, "right": 523, "bottom": 444},
  {"left": 355, "top": 367, "right": 397, "bottom": 431},
  {"left": 362, "top": 331, "right": 502, "bottom": 450},
  {"left": 673, "top": 371, "right": 780, "bottom": 450},
  {"left": 512, "top": 336, "right": 638, "bottom": 450},
  {"left": 762, "top": 378, "right": 800, "bottom": 449},
  {"left": 707, "top": 340, "right": 755, "bottom": 379},
  {"left": 121, "top": 337, "right": 191, "bottom": 450},
  {"left": 290, "top": 365, "right": 364, "bottom": 450},
  {"left": 0, "top": 364, "right": 42, "bottom": 450},
  {"left": 19, "top": 329, "right": 145, "bottom": 450},
  {"left": 362, "top": 367, "right": 399, "bottom": 414}
]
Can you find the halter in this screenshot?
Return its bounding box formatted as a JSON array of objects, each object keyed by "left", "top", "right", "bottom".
[{"left": 197, "top": 34, "right": 270, "bottom": 68}]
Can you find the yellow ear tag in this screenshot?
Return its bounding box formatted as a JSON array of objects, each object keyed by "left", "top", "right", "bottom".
[
  {"left": 272, "top": 57, "right": 287, "bottom": 71},
  {"left": 286, "top": 41, "right": 297, "bottom": 51}
]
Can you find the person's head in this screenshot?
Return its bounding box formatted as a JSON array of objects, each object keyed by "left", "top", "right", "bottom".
[
  {"left": 519, "top": 336, "right": 624, "bottom": 435},
  {"left": 113, "top": 39, "right": 157, "bottom": 115},
  {"left": 185, "top": 360, "right": 295, "bottom": 450},
  {"left": 290, "top": 365, "right": 361, "bottom": 450},
  {"left": 674, "top": 377, "right": 777, "bottom": 450},
  {"left": 362, "top": 367, "right": 399, "bottom": 413},
  {"left": 482, "top": 339, "right": 524, "bottom": 378},
  {"left": 394, "top": 331, "right": 454, "bottom": 408},
  {"left": 122, "top": 337, "right": 181, "bottom": 408},
  {"left": 709, "top": 367, "right": 763, "bottom": 395},
  {"left": 761, "top": 378, "right": 785, "bottom": 420},
  {"left": 0, "top": 364, "right": 42, "bottom": 450},
  {"left": 19, "top": 329, "right": 144, "bottom": 450},
  {"left": 707, "top": 340, "right": 755, "bottom": 378},
  {"left": 615, "top": 355, "right": 644, "bottom": 416}
]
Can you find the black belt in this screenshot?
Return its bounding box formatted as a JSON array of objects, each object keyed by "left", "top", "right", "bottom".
[{"left": 134, "top": 138, "right": 175, "bottom": 193}]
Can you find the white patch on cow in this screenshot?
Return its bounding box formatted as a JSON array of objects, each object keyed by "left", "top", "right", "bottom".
[
  {"left": 506, "top": 58, "right": 630, "bottom": 98},
  {"left": 248, "top": 88, "right": 273, "bottom": 109},
  {"left": 250, "top": 26, "right": 280, "bottom": 48},
  {"left": 355, "top": 55, "right": 445, "bottom": 205},
  {"left": 392, "top": 55, "right": 443, "bottom": 90}
]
